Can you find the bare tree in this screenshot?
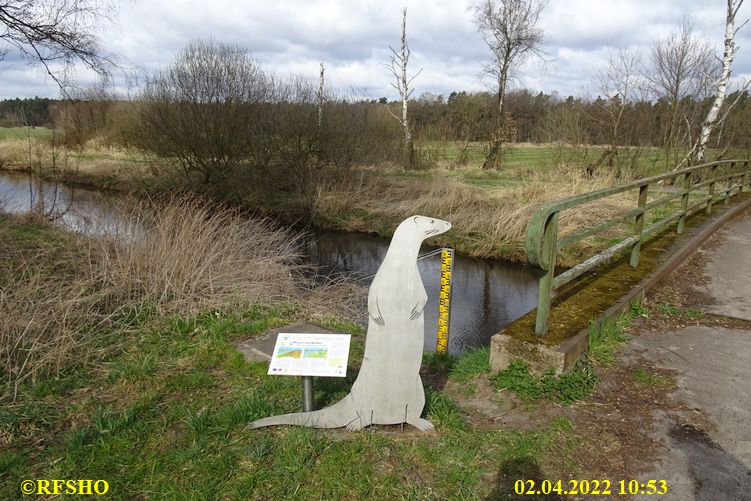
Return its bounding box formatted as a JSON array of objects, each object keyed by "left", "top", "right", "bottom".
[
  {"left": 0, "top": 0, "right": 116, "bottom": 91},
  {"left": 694, "top": 0, "right": 749, "bottom": 164},
  {"left": 141, "top": 39, "right": 271, "bottom": 184},
  {"left": 385, "top": 7, "right": 421, "bottom": 167},
  {"left": 647, "top": 18, "right": 715, "bottom": 168},
  {"left": 318, "top": 61, "right": 325, "bottom": 130},
  {"left": 471, "top": 0, "right": 546, "bottom": 170},
  {"left": 590, "top": 49, "right": 644, "bottom": 176}
]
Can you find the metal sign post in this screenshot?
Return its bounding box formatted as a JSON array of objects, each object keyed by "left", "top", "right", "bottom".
[
  {"left": 302, "top": 376, "right": 315, "bottom": 411},
  {"left": 267, "top": 332, "right": 351, "bottom": 412},
  {"left": 436, "top": 248, "right": 455, "bottom": 353}
]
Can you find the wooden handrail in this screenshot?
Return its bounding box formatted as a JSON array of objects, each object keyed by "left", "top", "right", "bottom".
[{"left": 525, "top": 159, "right": 751, "bottom": 336}]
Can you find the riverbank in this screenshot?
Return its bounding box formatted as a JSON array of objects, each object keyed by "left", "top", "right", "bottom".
[
  {"left": 6, "top": 207, "right": 748, "bottom": 499},
  {"left": 0, "top": 136, "right": 649, "bottom": 267}
]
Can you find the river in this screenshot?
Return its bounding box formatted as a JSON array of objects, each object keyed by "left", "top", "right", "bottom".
[{"left": 0, "top": 170, "right": 540, "bottom": 354}]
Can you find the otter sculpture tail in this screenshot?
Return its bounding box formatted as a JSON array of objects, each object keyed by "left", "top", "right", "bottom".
[{"left": 249, "top": 394, "right": 357, "bottom": 429}]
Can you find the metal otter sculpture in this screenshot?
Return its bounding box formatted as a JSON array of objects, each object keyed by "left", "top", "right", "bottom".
[{"left": 250, "top": 215, "right": 452, "bottom": 431}]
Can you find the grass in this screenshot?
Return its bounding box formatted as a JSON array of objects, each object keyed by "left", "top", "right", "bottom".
[
  {"left": 491, "top": 360, "right": 598, "bottom": 404},
  {"left": 1, "top": 300, "right": 581, "bottom": 500},
  {"left": 312, "top": 164, "right": 629, "bottom": 265},
  {"left": 632, "top": 368, "right": 673, "bottom": 388},
  {"left": 587, "top": 310, "right": 635, "bottom": 365},
  {"left": 0, "top": 126, "right": 52, "bottom": 141},
  {"left": 655, "top": 303, "right": 705, "bottom": 319},
  {"left": 450, "top": 347, "right": 491, "bottom": 382},
  {"left": 421, "top": 347, "right": 491, "bottom": 382}
]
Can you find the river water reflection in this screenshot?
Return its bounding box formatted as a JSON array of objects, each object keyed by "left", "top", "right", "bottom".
[{"left": 307, "top": 231, "right": 540, "bottom": 353}]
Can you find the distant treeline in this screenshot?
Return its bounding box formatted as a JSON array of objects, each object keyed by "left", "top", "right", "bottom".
[
  {"left": 410, "top": 89, "right": 751, "bottom": 150},
  {"left": 0, "top": 84, "right": 751, "bottom": 179},
  {"left": 0, "top": 97, "right": 56, "bottom": 127},
  {"left": 10, "top": 89, "right": 750, "bottom": 152}
]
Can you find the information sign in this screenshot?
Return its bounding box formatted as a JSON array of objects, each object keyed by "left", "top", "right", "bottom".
[{"left": 268, "top": 333, "right": 351, "bottom": 377}]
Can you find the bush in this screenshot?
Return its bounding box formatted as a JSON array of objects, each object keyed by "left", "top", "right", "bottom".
[{"left": 140, "top": 39, "right": 272, "bottom": 183}]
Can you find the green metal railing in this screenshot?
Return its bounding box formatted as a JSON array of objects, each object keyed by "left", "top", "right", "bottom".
[{"left": 525, "top": 159, "right": 751, "bottom": 336}]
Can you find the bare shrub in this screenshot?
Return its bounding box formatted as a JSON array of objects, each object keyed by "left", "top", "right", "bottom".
[{"left": 140, "top": 39, "right": 271, "bottom": 183}]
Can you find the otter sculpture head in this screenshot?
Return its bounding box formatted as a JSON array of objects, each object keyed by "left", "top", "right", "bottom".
[{"left": 393, "top": 215, "right": 452, "bottom": 243}]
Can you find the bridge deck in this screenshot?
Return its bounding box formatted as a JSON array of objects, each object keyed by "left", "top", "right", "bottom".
[{"left": 628, "top": 207, "right": 751, "bottom": 499}]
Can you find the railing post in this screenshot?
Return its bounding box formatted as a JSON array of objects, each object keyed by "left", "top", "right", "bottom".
[
  {"left": 534, "top": 212, "right": 559, "bottom": 336},
  {"left": 677, "top": 172, "right": 691, "bottom": 234},
  {"left": 725, "top": 162, "right": 736, "bottom": 205},
  {"left": 744, "top": 161, "right": 751, "bottom": 192},
  {"left": 706, "top": 164, "right": 718, "bottom": 214},
  {"left": 630, "top": 183, "right": 648, "bottom": 267}
]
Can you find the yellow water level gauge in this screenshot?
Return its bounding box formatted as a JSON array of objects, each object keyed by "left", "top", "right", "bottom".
[{"left": 436, "top": 248, "right": 455, "bottom": 353}]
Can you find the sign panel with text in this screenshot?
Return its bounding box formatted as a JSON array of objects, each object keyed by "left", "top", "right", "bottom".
[{"left": 268, "top": 333, "right": 351, "bottom": 377}]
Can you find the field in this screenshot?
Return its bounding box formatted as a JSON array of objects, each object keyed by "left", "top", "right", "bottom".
[{"left": 0, "top": 127, "right": 53, "bottom": 141}]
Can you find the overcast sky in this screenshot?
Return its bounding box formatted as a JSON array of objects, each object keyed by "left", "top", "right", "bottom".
[{"left": 1, "top": 0, "right": 750, "bottom": 100}]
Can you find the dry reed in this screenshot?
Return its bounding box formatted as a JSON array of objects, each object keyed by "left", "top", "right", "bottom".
[
  {"left": 94, "top": 195, "right": 304, "bottom": 313},
  {"left": 312, "top": 167, "right": 631, "bottom": 265},
  {"left": 0, "top": 195, "right": 307, "bottom": 400}
]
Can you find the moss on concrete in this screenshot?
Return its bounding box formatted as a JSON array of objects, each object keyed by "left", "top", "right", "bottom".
[{"left": 503, "top": 193, "right": 751, "bottom": 347}]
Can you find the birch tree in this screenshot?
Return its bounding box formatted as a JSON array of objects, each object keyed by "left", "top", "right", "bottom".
[
  {"left": 386, "top": 7, "right": 421, "bottom": 167},
  {"left": 471, "top": 0, "right": 546, "bottom": 170},
  {"left": 318, "top": 62, "right": 325, "bottom": 130},
  {"left": 694, "top": 0, "right": 748, "bottom": 164}
]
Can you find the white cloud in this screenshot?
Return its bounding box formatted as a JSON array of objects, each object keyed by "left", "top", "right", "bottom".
[{"left": 0, "top": 0, "right": 748, "bottom": 100}]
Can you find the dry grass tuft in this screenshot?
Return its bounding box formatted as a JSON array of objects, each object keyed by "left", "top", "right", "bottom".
[
  {"left": 95, "top": 195, "right": 304, "bottom": 314},
  {"left": 0, "top": 196, "right": 307, "bottom": 400}
]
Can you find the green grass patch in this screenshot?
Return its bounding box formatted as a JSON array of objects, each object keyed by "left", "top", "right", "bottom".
[
  {"left": 422, "top": 351, "right": 456, "bottom": 374},
  {"left": 587, "top": 313, "right": 632, "bottom": 365},
  {"left": 655, "top": 303, "right": 705, "bottom": 319},
  {"left": 422, "top": 346, "right": 491, "bottom": 381},
  {"left": 424, "top": 388, "right": 467, "bottom": 431},
  {"left": 450, "top": 347, "right": 491, "bottom": 382},
  {"left": 632, "top": 368, "right": 673, "bottom": 388},
  {"left": 491, "top": 360, "right": 598, "bottom": 404},
  {"left": 0, "top": 126, "right": 52, "bottom": 141}
]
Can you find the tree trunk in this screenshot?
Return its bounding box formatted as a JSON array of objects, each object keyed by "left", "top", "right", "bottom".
[
  {"left": 483, "top": 64, "right": 508, "bottom": 170},
  {"left": 695, "top": 0, "right": 739, "bottom": 164}
]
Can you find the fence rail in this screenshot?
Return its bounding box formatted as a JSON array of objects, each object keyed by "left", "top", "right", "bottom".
[{"left": 525, "top": 159, "right": 751, "bottom": 336}]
